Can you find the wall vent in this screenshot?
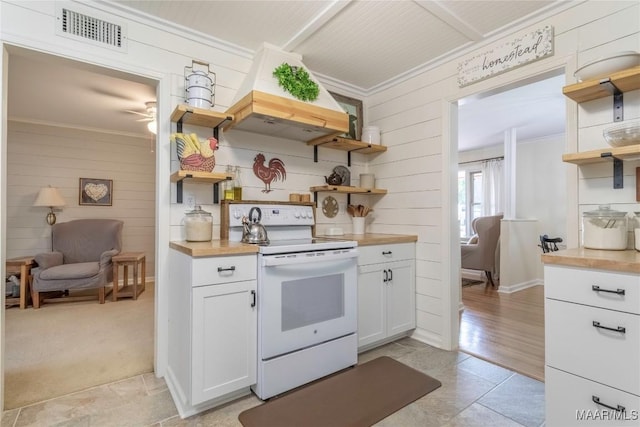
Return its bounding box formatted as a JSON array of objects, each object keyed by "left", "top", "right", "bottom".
[{"left": 57, "top": 6, "right": 127, "bottom": 51}]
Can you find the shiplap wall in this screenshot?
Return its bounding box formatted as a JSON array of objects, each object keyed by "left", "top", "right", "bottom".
[
  {"left": 6, "top": 121, "right": 156, "bottom": 278},
  {"left": 366, "top": 0, "right": 639, "bottom": 347},
  {"left": 1, "top": 0, "right": 638, "bottom": 355}
]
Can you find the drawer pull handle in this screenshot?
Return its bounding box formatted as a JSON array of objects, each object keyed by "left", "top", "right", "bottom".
[
  {"left": 592, "top": 285, "right": 625, "bottom": 295},
  {"left": 382, "top": 251, "right": 392, "bottom": 255},
  {"left": 592, "top": 395, "right": 626, "bottom": 413},
  {"left": 592, "top": 321, "right": 626, "bottom": 334},
  {"left": 217, "top": 266, "right": 236, "bottom": 273},
  {"left": 250, "top": 290, "right": 256, "bottom": 308}
]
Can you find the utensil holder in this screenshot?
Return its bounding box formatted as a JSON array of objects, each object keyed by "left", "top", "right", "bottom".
[{"left": 352, "top": 217, "right": 365, "bottom": 234}]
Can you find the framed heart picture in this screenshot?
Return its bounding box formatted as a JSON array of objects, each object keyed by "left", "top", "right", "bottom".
[{"left": 79, "top": 178, "right": 113, "bottom": 206}]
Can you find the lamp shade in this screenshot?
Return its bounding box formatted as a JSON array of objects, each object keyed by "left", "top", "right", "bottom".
[{"left": 33, "top": 186, "right": 66, "bottom": 207}]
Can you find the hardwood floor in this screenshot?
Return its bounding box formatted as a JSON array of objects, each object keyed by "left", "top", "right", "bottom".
[{"left": 459, "top": 282, "right": 545, "bottom": 382}]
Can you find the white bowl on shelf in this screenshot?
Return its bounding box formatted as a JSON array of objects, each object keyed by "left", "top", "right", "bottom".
[
  {"left": 603, "top": 120, "right": 640, "bottom": 148},
  {"left": 574, "top": 51, "right": 640, "bottom": 82}
]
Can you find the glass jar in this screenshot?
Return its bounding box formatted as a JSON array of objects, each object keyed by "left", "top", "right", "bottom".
[
  {"left": 582, "top": 205, "right": 628, "bottom": 250},
  {"left": 184, "top": 205, "right": 212, "bottom": 242},
  {"left": 233, "top": 166, "right": 243, "bottom": 201},
  {"left": 223, "top": 165, "right": 234, "bottom": 201}
]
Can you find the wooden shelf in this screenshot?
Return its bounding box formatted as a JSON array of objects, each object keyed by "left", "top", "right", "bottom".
[
  {"left": 562, "top": 66, "right": 640, "bottom": 103},
  {"left": 307, "top": 135, "right": 387, "bottom": 154},
  {"left": 562, "top": 145, "right": 640, "bottom": 165},
  {"left": 310, "top": 185, "right": 387, "bottom": 205},
  {"left": 171, "top": 170, "right": 232, "bottom": 183},
  {"left": 171, "top": 170, "right": 232, "bottom": 204},
  {"left": 310, "top": 185, "right": 387, "bottom": 195},
  {"left": 308, "top": 135, "right": 387, "bottom": 165},
  {"left": 171, "top": 104, "right": 233, "bottom": 129}
]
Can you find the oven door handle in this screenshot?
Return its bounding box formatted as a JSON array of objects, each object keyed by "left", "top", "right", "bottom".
[{"left": 261, "top": 250, "right": 358, "bottom": 266}]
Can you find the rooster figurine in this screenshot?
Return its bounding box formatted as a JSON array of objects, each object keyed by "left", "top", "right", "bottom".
[
  {"left": 171, "top": 133, "right": 218, "bottom": 172},
  {"left": 253, "top": 153, "right": 286, "bottom": 193}
]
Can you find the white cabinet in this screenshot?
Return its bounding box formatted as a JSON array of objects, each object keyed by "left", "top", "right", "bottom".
[
  {"left": 544, "top": 264, "right": 640, "bottom": 426},
  {"left": 167, "top": 249, "right": 257, "bottom": 418},
  {"left": 357, "top": 243, "right": 415, "bottom": 350}
]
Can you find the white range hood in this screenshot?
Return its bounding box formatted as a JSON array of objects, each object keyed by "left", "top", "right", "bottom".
[{"left": 223, "top": 43, "right": 349, "bottom": 141}]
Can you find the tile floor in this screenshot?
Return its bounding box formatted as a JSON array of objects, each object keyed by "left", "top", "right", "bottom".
[{"left": 1, "top": 338, "right": 545, "bottom": 427}]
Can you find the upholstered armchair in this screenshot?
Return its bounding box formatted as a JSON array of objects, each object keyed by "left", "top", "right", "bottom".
[
  {"left": 31, "top": 219, "right": 123, "bottom": 308},
  {"left": 461, "top": 214, "right": 503, "bottom": 287}
]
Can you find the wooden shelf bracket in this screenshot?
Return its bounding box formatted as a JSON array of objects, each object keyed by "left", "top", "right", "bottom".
[
  {"left": 601, "top": 152, "right": 624, "bottom": 189},
  {"left": 600, "top": 78, "right": 624, "bottom": 122}
]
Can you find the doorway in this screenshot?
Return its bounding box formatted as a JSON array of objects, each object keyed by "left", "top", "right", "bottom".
[
  {"left": 3, "top": 47, "right": 158, "bottom": 409},
  {"left": 455, "top": 72, "right": 566, "bottom": 380}
]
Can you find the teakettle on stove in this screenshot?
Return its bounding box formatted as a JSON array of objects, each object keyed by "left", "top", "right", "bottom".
[{"left": 241, "top": 207, "right": 269, "bottom": 245}]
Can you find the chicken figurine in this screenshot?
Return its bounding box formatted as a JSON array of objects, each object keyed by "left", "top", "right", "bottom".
[
  {"left": 253, "top": 153, "right": 286, "bottom": 193},
  {"left": 171, "top": 133, "right": 218, "bottom": 172}
]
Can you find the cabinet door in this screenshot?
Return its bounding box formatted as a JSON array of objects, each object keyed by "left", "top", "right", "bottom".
[
  {"left": 357, "top": 264, "right": 386, "bottom": 348},
  {"left": 191, "top": 280, "right": 256, "bottom": 405},
  {"left": 386, "top": 260, "right": 415, "bottom": 337}
]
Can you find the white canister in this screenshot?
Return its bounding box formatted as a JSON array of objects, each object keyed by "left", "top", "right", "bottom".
[
  {"left": 184, "top": 205, "right": 213, "bottom": 242},
  {"left": 582, "top": 205, "right": 628, "bottom": 250},
  {"left": 352, "top": 217, "right": 365, "bottom": 234},
  {"left": 186, "top": 71, "right": 213, "bottom": 108},
  {"left": 361, "top": 126, "right": 380, "bottom": 144},
  {"left": 360, "top": 173, "right": 375, "bottom": 189}
]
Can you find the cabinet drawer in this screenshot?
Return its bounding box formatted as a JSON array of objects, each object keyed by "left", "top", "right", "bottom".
[
  {"left": 546, "top": 367, "right": 640, "bottom": 426},
  {"left": 546, "top": 298, "right": 640, "bottom": 395},
  {"left": 358, "top": 243, "right": 415, "bottom": 266},
  {"left": 191, "top": 255, "right": 256, "bottom": 287},
  {"left": 545, "top": 265, "right": 640, "bottom": 314}
]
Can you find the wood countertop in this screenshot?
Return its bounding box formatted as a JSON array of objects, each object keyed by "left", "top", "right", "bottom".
[
  {"left": 170, "top": 233, "right": 417, "bottom": 257},
  {"left": 324, "top": 233, "right": 418, "bottom": 246},
  {"left": 170, "top": 240, "right": 259, "bottom": 257},
  {"left": 541, "top": 247, "right": 640, "bottom": 274}
]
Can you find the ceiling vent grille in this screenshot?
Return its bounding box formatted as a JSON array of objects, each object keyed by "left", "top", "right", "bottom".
[{"left": 58, "top": 8, "right": 125, "bottom": 50}]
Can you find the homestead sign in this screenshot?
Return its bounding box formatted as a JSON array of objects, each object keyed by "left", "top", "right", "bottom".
[{"left": 458, "top": 26, "right": 553, "bottom": 87}]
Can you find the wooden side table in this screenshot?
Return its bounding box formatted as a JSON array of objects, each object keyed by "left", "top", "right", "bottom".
[
  {"left": 6, "top": 256, "right": 36, "bottom": 309},
  {"left": 112, "top": 252, "right": 146, "bottom": 301}
]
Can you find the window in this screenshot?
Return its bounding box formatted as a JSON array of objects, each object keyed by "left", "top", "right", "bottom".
[{"left": 458, "top": 169, "right": 483, "bottom": 239}]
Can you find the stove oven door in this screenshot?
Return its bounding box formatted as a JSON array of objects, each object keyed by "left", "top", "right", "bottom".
[{"left": 258, "top": 248, "right": 358, "bottom": 360}]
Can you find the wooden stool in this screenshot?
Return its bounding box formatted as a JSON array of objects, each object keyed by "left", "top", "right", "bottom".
[
  {"left": 6, "top": 256, "right": 35, "bottom": 309},
  {"left": 112, "top": 252, "right": 146, "bottom": 301}
]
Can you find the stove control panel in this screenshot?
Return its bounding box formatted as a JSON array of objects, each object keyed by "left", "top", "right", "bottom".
[{"left": 228, "top": 204, "right": 315, "bottom": 227}]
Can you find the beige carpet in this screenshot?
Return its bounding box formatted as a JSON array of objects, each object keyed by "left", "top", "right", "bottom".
[{"left": 4, "top": 282, "right": 154, "bottom": 409}]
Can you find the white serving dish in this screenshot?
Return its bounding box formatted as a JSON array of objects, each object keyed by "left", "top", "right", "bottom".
[
  {"left": 603, "top": 120, "right": 640, "bottom": 148},
  {"left": 574, "top": 51, "right": 640, "bottom": 82}
]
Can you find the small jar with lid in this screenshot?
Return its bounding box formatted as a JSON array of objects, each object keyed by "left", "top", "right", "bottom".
[
  {"left": 582, "top": 205, "right": 628, "bottom": 250},
  {"left": 184, "top": 205, "right": 213, "bottom": 242}
]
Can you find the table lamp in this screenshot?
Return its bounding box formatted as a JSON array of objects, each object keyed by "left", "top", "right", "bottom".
[{"left": 33, "top": 186, "right": 66, "bottom": 225}]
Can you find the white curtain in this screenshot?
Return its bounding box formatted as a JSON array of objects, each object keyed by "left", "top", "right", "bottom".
[{"left": 481, "top": 158, "right": 504, "bottom": 216}]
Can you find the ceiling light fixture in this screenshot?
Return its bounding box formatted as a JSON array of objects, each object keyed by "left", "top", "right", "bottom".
[{"left": 145, "top": 101, "right": 157, "bottom": 135}]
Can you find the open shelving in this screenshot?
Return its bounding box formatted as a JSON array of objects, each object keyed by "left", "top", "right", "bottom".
[
  {"left": 562, "top": 66, "right": 640, "bottom": 189},
  {"left": 310, "top": 184, "right": 387, "bottom": 204},
  {"left": 170, "top": 105, "right": 234, "bottom": 203},
  {"left": 307, "top": 135, "right": 387, "bottom": 166}
]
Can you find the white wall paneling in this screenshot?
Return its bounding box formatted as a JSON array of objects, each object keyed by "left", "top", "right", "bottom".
[
  {"left": 1, "top": 1, "right": 639, "bottom": 404},
  {"left": 6, "top": 121, "right": 157, "bottom": 276}
]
